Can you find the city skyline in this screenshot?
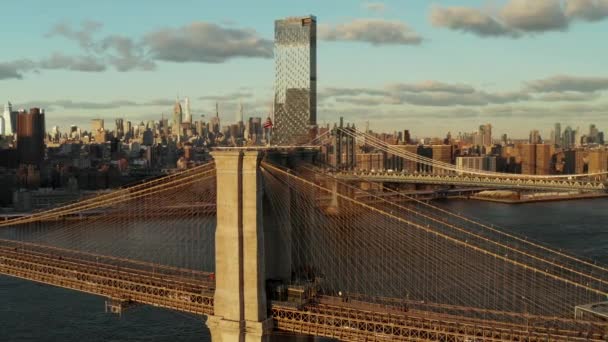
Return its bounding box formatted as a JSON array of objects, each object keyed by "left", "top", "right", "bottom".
[{"left": 2, "top": 0, "right": 608, "bottom": 136}]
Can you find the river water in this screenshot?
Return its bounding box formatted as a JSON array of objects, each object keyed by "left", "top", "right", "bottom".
[{"left": 1, "top": 198, "right": 606, "bottom": 341}]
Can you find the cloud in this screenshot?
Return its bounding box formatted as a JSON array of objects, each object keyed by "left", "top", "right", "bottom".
[
  {"left": 16, "top": 99, "right": 138, "bottom": 110},
  {"left": 2, "top": 20, "right": 273, "bottom": 80},
  {"left": 14, "top": 98, "right": 183, "bottom": 111},
  {"left": 334, "top": 96, "right": 386, "bottom": 106},
  {"left": 319, "top": 19, "right": 423, "bottom": 45},
  {"left": 430, "top": 0, "right": 608, "bottom": 38},
  {"left": 429, "top": 6, "right": 518, "bottom": 37},
  {"left": 144, "top": 22, "right": 273, "bottom": 63},
  {"left": 484, "top": 103, "right": 608, "bottom": 118},
  {"left": 322, "top": 82, "right": 529, "bottom": 107},
  {"left": 388, "top": 81, "right": 476, "bottom": 94},
  {"left": 501, "top": 0, "right": 569, "bottom": 32},
  {"left": 362, "top": 2, "right": 386, "bottom": 13},
  {"left": 321, "top": 87, "right": 387, "bottom": 99},
  {"left": 46, "top": 20, "right": 103, "bottom": 49},
  {"left": 199, "top": 91, "right": 255, "bottom": 102},
  {"left": 142, "top": 99, "right": 176, "bottom": 106},
  {"left": 0, "top": 59, "right": 36, "bottom": 80},
  {"left": 526, "top": 75, "right": 608, "bottom": 92},
  {"left": 38, "top": 53, "right": 106, "bottom": 72},
  {"left": 566, "top": 0, "right": 608, "bottom": 21},
  {"left": 47, "top": 21, "right": 154, "bottom": 72},
  {"left": 535, "top": 91, "right": 599, "bottom": 101},
  {"left": 99, "top": 35, "right": 155, "bottom": 71},
  {"left": 392, "top": 91, "right": 529, "bottom": 107}
]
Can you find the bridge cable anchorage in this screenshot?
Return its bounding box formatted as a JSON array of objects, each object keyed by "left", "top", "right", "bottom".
[
  {"left": 262, "top": 161, "right": 608, "bottom": 324},
  {"left": 342, "top": 127, "right": 608, "bottom": 181}
]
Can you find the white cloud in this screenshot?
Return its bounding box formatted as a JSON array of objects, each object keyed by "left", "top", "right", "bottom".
[
  {"left": 319, "top": 19, "right": 423, "bottom": 45},
  {"left": 429, "top": 6, "right": 518, "bottom": 37},
  {"left": 431, "top": 0, "right": 608, "bottom": 38},
  {"left": 526, "top": 75, "right": 608, "bottom": 92},
  {"left": 566, "top": 0, "right": 608, "bottom": 21},
  {"left": 501, "top": 0, "right": 569, "bottom": 32},
  {"left": 144, "top": 22, "right": 273, "bottom": 63}
]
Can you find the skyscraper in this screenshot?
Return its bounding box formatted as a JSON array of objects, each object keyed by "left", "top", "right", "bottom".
[
  {"left": 3, "top": 102, "right": 13, "bottom": 135},
  {"left": 529, "top": 130, "right": 541, "bottom": 144},
  {"left": 562, "top": 126, "right": 575, "bottom": 149},
  {"left": 210, "top": 103, "right": 221, "bottom": 134},
  {"left": 183, "top": 97, "right": 192, "bottom": 123},
  {"left": 479, "top": 124, "right": 492, "bottom": 146},
  {"left": 17, "top": 108, "right": 45, "bottom": 165},
  {"left": 520, "top": 144, "right": 536, "bottom": 175},
  {"left": 91, "top": 119, "right": 104, "bottom": 132},
  {"left": 236, "top": 102, "right": 244, "bottom": 123},
  {"left": 553, "top": 122, "right": 561, "bottom": 147},
  {"left": 273, "top": 15, "right": 317, "bottom": 145},
  {"left": 589, "top": 124, "right": 599, "bottom": 144},
  {"left": 173, "top": 98, "right": 183, "bottom": 134},
  {"left": 0, "top": 112, "right": 4, "bottom": 137},
  {"left": 535, "top": 144, "right": 551, "bottom": 175},
  {"left": 115, "top": 118, "right": 124, "bottom": 139}
]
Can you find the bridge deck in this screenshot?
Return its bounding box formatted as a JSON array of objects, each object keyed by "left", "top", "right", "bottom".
[
  {"left": 1, "top": 243, "right": 606, "bottom": 341},
  {"left": 329, "top": 171, "right": 607, "bottom": 192},
  {"left": 0, "top": 241, "right": 215, "bottom": 316},
  {"left": 273, "top": 298, "right": 607, "bottom": 341}
]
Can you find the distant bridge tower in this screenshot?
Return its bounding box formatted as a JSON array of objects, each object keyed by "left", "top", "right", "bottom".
[
  {"left": 332, "top": 117, "right": 356, "bottom": 170},
  {"left": 207, "top": 150, "right": 273, "bottom": 341}
]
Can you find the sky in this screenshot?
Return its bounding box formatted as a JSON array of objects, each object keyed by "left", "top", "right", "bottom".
[{"left": 2, "top": 0, "right": 608, "bottom": 139}]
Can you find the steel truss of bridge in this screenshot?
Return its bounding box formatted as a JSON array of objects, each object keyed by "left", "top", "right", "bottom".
[
  {"left": 1, "top": 241, "right": 606, "bottom": 342},
  {"left": 328, "top": 170, "right": 608, "bottom": 192}
]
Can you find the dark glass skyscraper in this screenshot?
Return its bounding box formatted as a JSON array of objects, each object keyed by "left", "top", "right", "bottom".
[
  {"left": 273, "top": 15, "right": 317, "bottom": 145},
  {"left": 17, "top": 108, "right": 45, "bottom": 165}
]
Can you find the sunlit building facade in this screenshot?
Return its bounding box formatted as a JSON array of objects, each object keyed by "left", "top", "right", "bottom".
[{"left": 273, "top": 15, "right": 317, "bottom": 145}]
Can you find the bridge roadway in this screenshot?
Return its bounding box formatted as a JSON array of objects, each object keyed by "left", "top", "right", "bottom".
[
  {"left": 0, "top": 241, "right": 606, "bottom": 341},
  {"left": 328, "top": 170, "right": 608, "bottom": 192}
]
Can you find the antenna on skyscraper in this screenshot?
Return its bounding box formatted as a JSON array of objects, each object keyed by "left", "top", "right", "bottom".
[{"left": 237, "top": 101, "right": 244, "bottom": 123}]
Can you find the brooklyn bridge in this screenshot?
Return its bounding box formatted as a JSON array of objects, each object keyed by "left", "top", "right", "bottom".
[{"left": 1, "top": 130, "right": 608, "bottom": 341}]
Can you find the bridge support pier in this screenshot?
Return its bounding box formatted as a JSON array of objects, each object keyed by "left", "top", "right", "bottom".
[{"left": 207, "top": 150, "right": 273, "bottom": 342}]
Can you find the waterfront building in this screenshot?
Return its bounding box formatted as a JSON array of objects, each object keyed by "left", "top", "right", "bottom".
[
  {"left": 564, "top": 149, "right": 586, "bottom": 174},
  {"left": 535, "top": 144, "right": 551, "bottom": 175},
  {"left": 431, "top": 145, "right": 453, "bottom": 174},
  {"left": 519, "top": 144, "right": 536, "bottom": 175},
  {"left": 456, "top": 156, "right": 497, "bottom": 172},
  {"left": 587, "top": 149, "right": 607, "bottom": 178}
]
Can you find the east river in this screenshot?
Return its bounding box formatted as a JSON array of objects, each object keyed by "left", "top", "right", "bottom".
[{"left": 1, "top": 198, "right": 607, "bottom": 341}]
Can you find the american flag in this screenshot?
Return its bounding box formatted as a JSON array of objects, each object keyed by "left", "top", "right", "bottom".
[{"left": 263, "top": 117, "right": 273, "bottom": 129}]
